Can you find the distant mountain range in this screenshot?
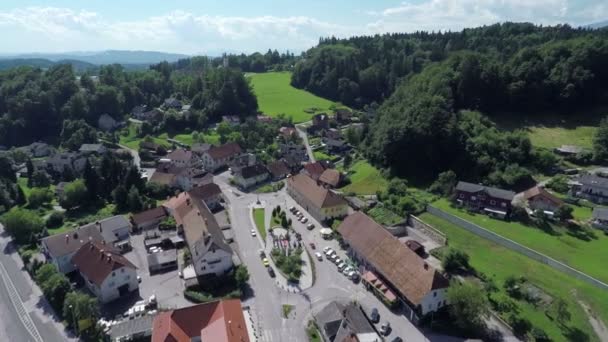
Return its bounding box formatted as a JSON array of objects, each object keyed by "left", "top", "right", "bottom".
[
  {"left": 587, "top": 20, "right": 608, "bottom": 29},
  {"left": 0, "top": 50, "right": 190, "bottom": 72}
]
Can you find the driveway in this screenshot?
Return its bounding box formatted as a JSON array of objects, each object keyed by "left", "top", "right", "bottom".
[{"left": 295, "top": 123, "right": 315, "bottom": 163}]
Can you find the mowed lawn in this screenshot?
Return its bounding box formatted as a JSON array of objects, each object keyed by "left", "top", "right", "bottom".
[
  {"left": 248, "top": 72, "right": 341, "bottom": 123},
  {"left": 252, "top": 208, "right": 266, "bottom": 240},
  {"left": 433, "top": 198, "right": 608, "bottom": 284},
  {"left": 420, "top": 213, "right": 606, "bottom": 342},
  {"left": 340, "top": 160, "right": 388, "bottom": 195}
]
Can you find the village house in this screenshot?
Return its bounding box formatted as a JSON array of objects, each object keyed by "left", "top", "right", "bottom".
[
  {"left": 319, "top": 168, "right": 343, "bottom": 188},
  {"left": 281, "top": 155, "right": 303, "bottom": 173},
  {"left": 570, "top": 174, "right": 608, "bottom": 204},
  {"left": 79, "top": 143, "right": 107, "bottom": 155},
  {"left": 98, "top": 113, "right": 120, "bottom": 132},
  {"left": 229, "top": 152, "right": 256, "bottom": 174},
  {"left": 279, "top": 142, "right": 308, "bottom": 163},
  {"left": 151, "top": 164, "right": 212, "bottom": 191},
  {"left": 287, "top": 174, "right": 348, "bottom": 222},
  {"left": 163, "top": 98, "right": 183, "bottom": 110},
  {"left": 18, "top": 142, "right": 54, "bottom": 158},
  {"left": 257, "top": 114, "right": 273, "bottom": 123},
  {"left": 279, "top": 126, "right": 297, "bottom": 139},
  {"left": 267, "top": 160, "right": 290, "bottom": 181},
  {"left": 166, "top": 148, "right": 194, "bottom": 167},
  {"left": 135, "top": 108, "right": 164, "bottom": 124},
  {"left": 188, "top": 183, "right": 223, "bottom": 210},
  {"left": 333, "top": 108, "right": 353, "bottom": 124},
  {"left": 522, "top": 186, "right": 564, "bottom": 215},
  {"left": 309, "top": 113, "right": 330, "bottom": 133},
  {"left": 165, "top": 193, "right": 233, "bottom": 282},
  {"left": 151, "top": 299, "right": 251, "bottom": 342},
  {"left": 201, "top": 143, "right": 243, "bottom": 172},
  {"left": 302, "top": 161, "right": 331, "bottom": 181},
  {"left": 454, "top": 181, "right": 515, "bottom": 219},
  {"left": 324, "top": 137, "right": 350, "bottom": 154},
  {"left": 221, "top": 115, "right": 241, "bottom": 126},
  {"left": 72, "top": 241, "right": 138, "bottom": 303},
  {"left": 192, "top": 143, "right": 211, "bottom": 155},
  {"left": 131, "top": 105, "right": 147, "bottom": 117},
  {"left": 131, "top": 206, "right": 168, "bottom": 232},
  {"left": 315, "top": 301, "right": 380, "bottom": 342},
  {"left": 591, "top": 207, "right": 608, "bottom": 231},
  {"left": 338, "top": 212, "right": 449, "bottom": 318},
  {"left": 554, "top": 145, "right": 585, "bottom": 156},
  {"left": 234, "top": 163, "right": 269, "bottom": 190},
  {"left": 46, "top": 152, "right": 87, "bottom": 174},
  {"left": 40, "top": 215, "right": 132, "bottom": 273}
]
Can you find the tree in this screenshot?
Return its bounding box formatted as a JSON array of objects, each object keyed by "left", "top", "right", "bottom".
[
  {"left": 26, "top": 158, "right": 34, "bottom": 186},
  {"left": 509, "top": 315, "right": 532, "bottom": 338},
  {"left": 113, "top": 185, "right": 129, "bottom": 212},
  {"left": 235, "top": 265, "right": 250, "bottom": 288},
  {"left": 63, "top": 291, "right": 99, "bottom": 332},
  {"left": 41, "top": 273, "right": 71, "bottom": 312},
  {"left": 31, "top": 170, "right": 51, "bottom": 188},
  {"left": 127, "top": 186, "right": 144, "bottom": 212},
  {"left": 593, "top": 116, "right": 608, "bottom": 163},
  {"left": 554, "top": 205, "right": 574, "bottom": 222},
  {"left": 443, "top": 248, "right": 471, "bottom": 274},
  {"left": 124, "top": 166, "right": 144, "bottom": 192},
  {"left": 429, "top": 170, "right": 457, "bottom": 196},
  {"left": 1, "top": 207, "right": 44, "bottom": 244},
  {"left": 553, "top": 299, "right": 571, "bottom": 326},
  {"left": 35, "top": 264, "right": 60, "bottom": 284},
  {"left": 343, "top": 154, "right": 353, "bottom": 169},
  {"left": 546, "top": 175, "right": 569, "bottom": 194},
  {"left": 447, "top": 281, "right": 490, "bottom": 331},
  {"left": 28, "top": 187, "right": 53, "bottom": 208},
  {"left": 46, "top": 211, "right": 64, "bottom": 228},
  {"left": 82, "top": 159, "right": 98, "bottom": 201},
  {"left": 60, "top": 179, "right": 88, "bottom": 210}
]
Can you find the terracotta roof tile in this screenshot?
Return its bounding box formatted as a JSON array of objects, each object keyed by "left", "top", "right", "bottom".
[
  {"left": 523, "top": 186, "right": 564, "bottom": 206},
  {"left": 71, "top": 241, "right": 136, "bottom": 286},
  {"left": 288, "top": 174, "right": 346, "bottom": 209},
  {"left": 207, "top": 143, "right": 242, "bottom": 160}
]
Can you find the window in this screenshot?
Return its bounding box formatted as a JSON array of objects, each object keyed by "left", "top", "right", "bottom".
[
  {"left": 501, "top": 202, "right": 507, "bottom": 208},
  {"left": 109, "top": 281, "right": 115, "bottom": 287},
  {"left": 458, "top": 194, "right": 464, "bottom": 199},
  {"left": 121, "top": 268, "right": 124, "bottom": 273},
  {"left": 201, "top": 266, "right": 206, "bottom": 271},
  {"left": 112, "top": 272, "right": 116, "bottom": 277},
  {"left": 471, "top": 196, "right": 477, "bottom": 201},
  {"left": 433, "top": 291, "right": 437, "bottom": 297},
  {"left": 490, "top": 200, "right": 496, "bottom": 205}
]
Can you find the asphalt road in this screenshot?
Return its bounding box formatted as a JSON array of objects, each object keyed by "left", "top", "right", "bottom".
[{"left": 214, "top": 172, "right": 451, "bottom": 342}]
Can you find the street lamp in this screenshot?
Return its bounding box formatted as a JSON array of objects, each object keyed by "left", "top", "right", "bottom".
[{"left": 69, "top": 304, "right": 78, "bottom": 336}]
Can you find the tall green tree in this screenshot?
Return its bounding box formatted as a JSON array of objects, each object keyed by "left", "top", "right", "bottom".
[
  {"left": 447, "top": 281, "right": 490, "bottom": 331},
  {"left": 1, "top": 207, "right": 45, "bottom": 244},
  {"left": 593, "top": 116, "right": 608, "bottom": 163},
  {"left": 60, "top": 179, "right": 88, "bottom": 210}
]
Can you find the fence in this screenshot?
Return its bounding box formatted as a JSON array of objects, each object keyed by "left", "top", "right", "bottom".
[
  {"left": 408, "top": 215, "right": 447, "bottom": 246},
  {"left": 426, "top": 205, "right": 608, "bottom": 290}
]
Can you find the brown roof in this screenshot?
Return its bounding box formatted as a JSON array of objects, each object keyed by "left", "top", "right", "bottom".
[
  {"left": 71, "top": 241, "right": 136, "bottom": 286},
  {"left": 150, "top": 172, "right": 177, "bottom": 186},
  {"left": 189, "top": 183, "right": 222, "bottom": 200},
  {"left": 41, "top": 224, "right": 104, "bottom": 258},
  {"left": 267, "top": 160, "right": 290, "bottom": 178},
  {"left": 338, "top": 212, "right": 448, "bottom": 305},
  {"left": 167, "top": 149, "right": 193, "bottom": 162},
  {"left": 152, "top": 299, "right": 249, "bottom": 342},
  {"left": 207, "top": 143, "right": 242, "bottom": 160},
  {"left": 288, "top": 174, "right": 346, "bottom": 209},
  {"left": 319, "top": 169, "right": 341, "bottom": 187},
  {"left": 523, "top": 186, "right": 564, "bottom": 206},
  {"left": 303, "top": 162, "right": 327, "bottom": 180},
  {"left": 132, "top": 207, "right": 168, "bottom": 226},
  {"left": 279, "top": 126, "right": 296, "bottom": 136}
]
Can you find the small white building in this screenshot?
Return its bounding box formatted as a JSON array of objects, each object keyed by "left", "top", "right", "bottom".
[
  {"left": 72, "top": 241, "right": 138, "bottom": 303},
  {"left": 201, "top": 143, "right": 242, "bottom": 172},
  {"left": 234, "top": 164, "right": 269, "bottom": 190},
  {"left": 286, "top": 173, "right": 348, "bottom": 222}
]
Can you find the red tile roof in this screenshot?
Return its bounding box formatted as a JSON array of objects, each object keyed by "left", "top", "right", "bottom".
[
  {"left": 207, "top": 143, "right": 242, "bottom": 160},
  {"left": 189, "top": 183, "right": 222, "bottom": 200},
  {"left": 319, "top": 169, "right": 341, "bottom": 187},
  {"left": 523, "top": 186, "right": 564, "bottom": 206},
  {"left": 152, "top": 299, "right": 250, "bottom": 342},
  {"left": 303, "top": 162, "right": 327, "bottom": 180},
  {"left": 71, "top": 241, "right": 136, "bottom": 286},
  {"left": 288, "top": 174, "right": 346, "bottom": 209},
  {"left": 338, "top": 212, "right": 448, "bottom": 306},
  {"left": 131, "top": 207, "right": 167, "bottom": 226},
  {"left": 167, "top": 149, "right": 193, "bottom": 162}
]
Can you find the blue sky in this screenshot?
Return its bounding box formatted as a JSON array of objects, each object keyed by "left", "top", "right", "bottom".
[{"left": 0, "top": 0, "right": 606, "bottom": 54}]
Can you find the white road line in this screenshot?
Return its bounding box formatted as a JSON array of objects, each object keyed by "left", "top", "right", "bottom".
[{"left": 0, "top": 261, "right": 42, "bottom": 342}]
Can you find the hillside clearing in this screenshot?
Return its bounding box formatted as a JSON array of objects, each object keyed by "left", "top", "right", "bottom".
[{"left": 340, "top": 160, "right": 388, "bottom": 195}]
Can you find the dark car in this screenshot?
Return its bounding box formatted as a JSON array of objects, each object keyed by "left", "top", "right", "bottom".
[
  {"left": 370, "top": 308, "right": 380, "bottom": 323},
  {"left": 391, "top": 337, "right": 403, "bottom": 342},
  {"left": 309, "top": 242, "right": 316, "bottom": 249},
  {"left": 267, "top": 266, "right": 276, "bottom": 278}
]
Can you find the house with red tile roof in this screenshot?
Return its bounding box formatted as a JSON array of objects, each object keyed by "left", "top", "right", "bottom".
[
  {"left": 152, "top": 299, "right": 250, "bottom": 342},
  {"left": 338, "top": 212, "right": 449, "bottom": 317},
  {"left": 166, "top": 148, "right": 193, "bottom": 167},
  {"left": 71, "top": 241, "right": 138, "bottom": 303},
  {"left": 287, "top": 174, "right": 348, "bottom": 222},
  {"left": 202, "top": 143, "right": 243, "bottom": 172}
]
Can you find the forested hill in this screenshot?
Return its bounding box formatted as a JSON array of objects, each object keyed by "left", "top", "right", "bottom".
[
  {"left": 292, "top": 22, "right": 608, "bottom": 188},
  {"left": 291, "top": 22, "right": 608, "bottom": 109}
]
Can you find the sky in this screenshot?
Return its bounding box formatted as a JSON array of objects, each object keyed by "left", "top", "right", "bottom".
[{"left": 0, "top": 0, "right": 606, "bottom": 55}]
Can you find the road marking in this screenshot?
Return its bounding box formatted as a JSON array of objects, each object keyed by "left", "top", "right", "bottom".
[{"left": 0, "top": 261, "right": 43, "bottom": 342}]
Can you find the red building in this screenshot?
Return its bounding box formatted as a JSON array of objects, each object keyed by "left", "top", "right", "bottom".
[{"left": 454, "top": 181, "right": 515, "bottom": 219}]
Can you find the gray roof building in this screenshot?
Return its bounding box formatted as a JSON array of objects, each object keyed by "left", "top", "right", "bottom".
[
  {"left": 455, "top": 181, "right": 515, "bottom": 201},
  {"left": 315, "top": 301, "right": 379, "bottom": 342}
]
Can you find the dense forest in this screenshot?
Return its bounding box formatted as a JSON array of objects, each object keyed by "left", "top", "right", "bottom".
[
  {"left": 290, "top": 23, "right": 608, "bottom": 187},
  {"left": 0, "top": 61, "right": 258, "bottom": 147},
  {"left": 169, "top": 49, "right": 298, "bottom": 73}
]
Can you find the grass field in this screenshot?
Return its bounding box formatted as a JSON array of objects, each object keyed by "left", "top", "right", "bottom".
[
  {"left": 367, "top": 206, "right": 402, "bottom": 226},
  {"left": 433, "top": 198, "right": 608, "bottom": 284},
  {"left": 248, "top": 72, "right": 342, "bottom": 123},
  {"left": 253, "top": 208, "right": 266, "bottom": 240},
  {"left": 492, "top": 109, "right": 607, "bottom": 149},
  {"left": 119, "top": 123, "right": 170, "bottom": 150},
  {"left": 120, "top": 123, "right": 221, "bottom": 149},
  {"left": 340, "top": 160, "right": 388, "bottom": 195},
  {"left": 420, "top": 213, "right": 606, "bottom": 342}
]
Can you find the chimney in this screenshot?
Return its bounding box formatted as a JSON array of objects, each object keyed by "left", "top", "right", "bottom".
[
  {"left": 100, "top": 249, "right": 105, "bottom": 259},
  {"left": 65, "top": 234, "right": 69, "bottom": 243},
  {"left": 423, "top": 262, "right": 429, "bottom": 270},
  {"left": 96, "top": 221, "right": 101, "bottom": 232}
]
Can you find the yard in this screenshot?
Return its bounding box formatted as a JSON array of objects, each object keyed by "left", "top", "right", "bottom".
[
  {"left": 420, "top": 213, "right": 608, "bottom": 342},
  {"left": 252, "top": 208, "right": 267, "bottom": 240},
  {"left": 119, "top": 122, "right": 221, "bottom": 150},
  {"left": 48, "top": 203, "right": 117, "bottom": 236},
  {"left": 367, "top": 206, "right": 402, "bottom": 226},
  {"left": 340, "top": 160, "right": 388, "bottom": 195},
  {"left": 432, "top": 198, "right": 608, "bottom": 284},
  {"left": 248, "top": 72, "right": 343, "bottom": 123}
]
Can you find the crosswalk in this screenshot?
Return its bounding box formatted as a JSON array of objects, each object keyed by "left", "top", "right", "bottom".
[{"left": 0, "top": 260, "right": 42, "bottom": 342}]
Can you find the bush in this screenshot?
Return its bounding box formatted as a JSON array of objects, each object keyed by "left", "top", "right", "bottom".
[
  {"left": 28, "top": 187, "right": 53, "bottom": 208},
  {"left": 46, "top": 211, "right": 65, "bottom": 228},
  {"left": 443, "top": 248, "right": 471, "bottom": 274},
  {"left": 184, "top": 290, "right": 213, "bottom": 303},
  {"left": 508, "top": 314, "right": 532, "bottom": 338},
  {"left": 1, "top": 207, "right": 45, "bottom": 244},
  {"left": 546, "top": 175, "right": 569, "bottom": 194}
]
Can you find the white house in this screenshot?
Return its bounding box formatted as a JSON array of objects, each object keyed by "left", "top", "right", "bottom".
[
  {"left": 201, "top": 143, "right": 242, "bottom": 172},
  {"left": 166, "top": 148, "right": 193, "bottom": 167},
  {"left": 72, "top": 241, "right": 138, "bottom": 303},
  {"left": 234, "top": 164, "right": 269, "bottom": 190},
  {"left": 40, "top": 216, "right": 132, "bottom": 273},
  {"left": 167, "top": 193, "right": 233, "bottom": 282},
  {"left": 188, "top": 183, "right": 223, "bottom": 210},
  {"left": 286, "top": 174, "right": 348, "bottom": 222}
]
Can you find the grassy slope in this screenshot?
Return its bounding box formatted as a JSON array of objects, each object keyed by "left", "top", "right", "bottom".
[
  {"left": 253, "top": 208, "right": 266, "bottom": 240},
  {"left": 433, "top": 198, "right": 608, "bottom": 284},
  {"left": 341, "top": 160, "right": 388, "bottom": 195},
  {"left": 120, "top": 123, "right": 221, "bottom": 149},
  {"left": 491, "top": 108, "right": 607, "bottom": 149},
  {"left": 420, "top": 213, "right": 606, "bottom": 342},
  {"left": 248, "top": 72, "right": 341, "bottom": 123}
]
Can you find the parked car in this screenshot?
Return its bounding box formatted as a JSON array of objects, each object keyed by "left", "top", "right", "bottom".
[
  {"left": 337, "top": 262, "right": 346, "bottom": 271},
  {"left": 262, "top": 258, "right": 270, "bottom": 267},
  {"left": 300, "top": 217, "right": 308, "bottom": 223},
  {"left": 349, "top": 272, "right": 360, "bottom": 282},
  {"left": 259, "top": 250, "right": 266, "bottom": 258},
  {"left": 250, "top": 229, "right": 257, "bottom": 237},
  {"left": 380, "top": 322, "right": 391, "bottom": 336},
  {"left": 137, "top": 275, "right": 142, "bottom": 283},
  {"left": 324, "top": 248, "right": 334, "bottom": 256},
  {"left": 289, "top": 206, "right": 296, "bottom": 212},
  {"left": 343, "top": 266, "right": 354, "bottom": 275},
  {"left": 309, "top": 242, "right": 316, "bottom": 249},
  {"left": 315, "top": 252, "right": 323, "bottom": 261},
  {"left": 323, "top": 246, "right": 332, "bottom": 253},
  {"left": 333, "top": 257, "right": 342, "bottom": 264},
  {"left": 370, "top": 308, "right": 380, "bottom": 323},
  {"left": 307, "top": 223, "right": 315, "bottom": 230},
  {"left": 267, "top": 266, "right": 276, "bottom": 278}
]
